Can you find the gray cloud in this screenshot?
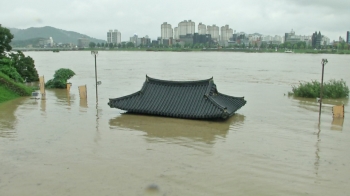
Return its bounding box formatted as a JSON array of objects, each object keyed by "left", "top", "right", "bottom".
[{"left": 0, "top": 0, "right": 348, "bottom": 41}]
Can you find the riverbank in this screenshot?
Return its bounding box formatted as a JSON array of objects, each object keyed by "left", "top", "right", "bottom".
[{"left": 0, "top": 72, "right": 33, "bottom": 104}]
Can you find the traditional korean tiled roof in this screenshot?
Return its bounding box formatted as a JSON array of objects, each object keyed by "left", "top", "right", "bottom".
[{"left": 108, "top": 76, "right": 246, "bottom": 119}]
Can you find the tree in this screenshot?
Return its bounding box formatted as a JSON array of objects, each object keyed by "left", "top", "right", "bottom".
[
  {"left": 109, "top": 43, "right": 113, "bottom": 48},
  {"left": 89, "top": 42, "right": 96, "bottom": 48},
  {"left": 45, "top": 68, "right": 75, "bottom": 88},
  {"left": 101, "top": 43, "right": 105, "bottom": 47},
  {"left": 9, "top": 51, "right": 39, "bottom": 82},
  {"left": 126, "top": 42, "right": 134, "bottom": 48},
  {"left": 97, "top": 43, "right": 100, "bottom": 48},
  {"left": 0, "top": 25, "right": 14, "bottom": 56},
  {"left": 0, "top": 57, "right": 24, "bottom": 82}
]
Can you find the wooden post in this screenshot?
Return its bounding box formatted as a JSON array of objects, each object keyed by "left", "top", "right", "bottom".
[
  {"left": 39, "top": 76, "right": 46, "bottom": 99},
  {"left": 78, "top": 85, "right": 87, "bottom": 99},
  {"left": 66, "top": 83, "right": 72, "bottom": 93},
  {"left": 332, "top": 105, "right": 344, "bottom": 118}
]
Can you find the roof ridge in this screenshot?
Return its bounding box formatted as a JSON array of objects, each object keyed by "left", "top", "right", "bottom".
[{"left": 146, "top": 75, "right": 213, "bottom": 85}]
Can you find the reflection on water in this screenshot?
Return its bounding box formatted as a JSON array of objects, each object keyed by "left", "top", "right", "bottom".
[
  {"left": 109, "top": 113, "right": 245, "bottom": 144},
  {"left": 40, "top": 98, "right": 46, "bottom": 112},
  {"left": 50, "top": 89, "right": 75, "bottom": 107},
  {"left": 79, "top": 98, "right": 88, "bottom": 108},
  {"left": 0, "top": 98, "right": 27, "bottom": 138},
  {"left": 331, "top": 118, "right": 344, "bottom": 131}
]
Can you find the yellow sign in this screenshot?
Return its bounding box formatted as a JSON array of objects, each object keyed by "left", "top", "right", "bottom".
[
  {"left": 332, "top": 105, "right": 344, "bottom": 118},
  {"left": 78, "top": 85, "right": 87, "bottom": 99},
  {"left": 39, "top": 76, "right": 45, "bottom": 95},
  {"left": 67, "top": 83, "right": 72, "bottom": 92}
]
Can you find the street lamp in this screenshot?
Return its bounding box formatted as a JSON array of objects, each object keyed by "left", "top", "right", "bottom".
[
  {"left": 91, "top": 50, "right": 98, "bottom": 101},
  {"left": 318, "top": 58, "right": 328, "bottom": 123}
]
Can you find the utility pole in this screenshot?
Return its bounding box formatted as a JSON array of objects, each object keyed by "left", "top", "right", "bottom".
[
  {"left": 91, "top": 51, "right": 98, "bottom": 101},
  {"left": 318, "top": 59, "right": 328, "bottom": 123}
]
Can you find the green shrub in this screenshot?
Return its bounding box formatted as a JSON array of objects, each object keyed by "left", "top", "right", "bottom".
[
  {"left": 0, "top": 72, "right": 32, "bottom": 96},
  {"left": 45, "top": 68, "right": 75, "bottom": 88},
  {"left": 0, "top": 58, "right": 24, "bottom": 82},
  {"left": 290, "top": 79, "right": 349, "bottom": 98}
]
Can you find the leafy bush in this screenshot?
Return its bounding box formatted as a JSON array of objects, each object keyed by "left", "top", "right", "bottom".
[
  {"left": 0, "top": 58, "right": 24, "bottom": 82},
  {"left": 45, "top": 68, "right": 75, "bottom": 88},
  {"left": 290, "top": 79, "right": 349, "bottom": 98},
  {"left": 9, "top": 51, "right": 39, "bottom": 82}
]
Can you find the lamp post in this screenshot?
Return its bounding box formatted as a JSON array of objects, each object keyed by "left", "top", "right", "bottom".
[
  {"left": 318, "top": 58, "right": 328, "bottom": 123},
  {"left": 91, "top": 50, "right": 98, "bottom": 101}
]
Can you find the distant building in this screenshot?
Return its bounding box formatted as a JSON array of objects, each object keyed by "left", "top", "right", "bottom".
[
  {"left": 48, "top": 37, "right": 53, "bottom": 46},
  {"left": 130, "top": 34, "right": 139, "bottom": 46},
  {"left": 207, "top": 25, "right": 220, "bottom": 41},
  {"left": 179, "top": 34, "right": 193, "bottom": 44},
  {"left": 261, "top": 35, "right": 283, "bottom": 45},
  {"left": 284, "top": 29, "right": 301, "bottom": 44},
  {"left": 311, "top": 31, "right": 322, "bottom": 48},
  {"left": 285, "top": 29, "right": 312, "bottom": 46},
  {"left": 220, "top": 25, "right": 233, "bottom": 42},
  {"left": 347, "top": 31, "right": 350, "bottom": 44},
  {"left": 140, "top": 35, "right": 151, "bottom": 46},
  {"left": 198, "top": 23, "right": 206, "bottom": 35},
  {"left": 38, "top": 37, "right": 54, "bottom": 47},
  {"left": 107, "top": 30, "right": 121, "bottom": 44},
  {"left": 178, "top": 20, "right": 195, "bottom": 36},
  {"left": 77, "top": 37, "right": 89, "bottom": 48},
  {"left": 161, "top": 22, "right": 173, "bottom": 40},
  {"left": 174, "top": 27, "right": 179, "bottom": 39},
  {"left": 193, "top": 33, "right": 212, "bottom": 45}
]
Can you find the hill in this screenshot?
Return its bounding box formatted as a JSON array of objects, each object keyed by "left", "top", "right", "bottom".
[{"left": 8, "top": 26, "right": 106, "bottom": 45}]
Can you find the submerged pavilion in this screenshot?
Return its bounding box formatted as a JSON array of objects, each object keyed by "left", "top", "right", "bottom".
[{"left": 108, "top": 76, "right": 246, "bottom": 119}]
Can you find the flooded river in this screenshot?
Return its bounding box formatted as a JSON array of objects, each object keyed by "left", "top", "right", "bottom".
[{"left": 0, "top": 51, "right": 349, "bottom": 195}]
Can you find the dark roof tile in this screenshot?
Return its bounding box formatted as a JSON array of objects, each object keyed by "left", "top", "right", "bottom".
[{"left": 108, "top": 76, "right": 246, "bottom": 119}]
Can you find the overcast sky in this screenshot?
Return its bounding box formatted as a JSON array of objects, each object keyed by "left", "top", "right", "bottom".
[{"left": 1, "top": 0, "right": 349, "bottom": 42}]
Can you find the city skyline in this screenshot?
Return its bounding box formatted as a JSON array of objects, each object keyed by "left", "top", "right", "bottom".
[{"left": 1, "top": 0, "right": 349, "bottom": 41}]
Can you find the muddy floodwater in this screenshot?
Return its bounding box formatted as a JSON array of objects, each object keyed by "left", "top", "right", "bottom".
[{"left": 1, "top": 51, "right": 349, "bottom": 196}]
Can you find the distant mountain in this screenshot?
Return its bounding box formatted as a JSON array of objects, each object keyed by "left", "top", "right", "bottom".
[{"left": 8, "top": 26, "right": 106, "bottom": 44}]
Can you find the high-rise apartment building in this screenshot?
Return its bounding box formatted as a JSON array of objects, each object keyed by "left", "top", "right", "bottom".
[
  {"left": 207, "top": 25, "right": 220, "bottom": 41},
  {"left": 174, "top": 27, "right": 179, "bottom": 39},
  {"left": 220, "top": 25, "right": 233, "bottom": 41},
  {"left": 198, "top": 23, "right": 206, "bottom": 35},
  {"left": 312, "top": 31, "right": 322, "bottom": 48},
  {"left": 107, "top": 30, "right": 121, "bottom": 44},
  {"left": 161, "top": 22, "right": 173, "bottom": 39},
  {"left": 178, "top": 20, "right": 195, "bottom": 36}
]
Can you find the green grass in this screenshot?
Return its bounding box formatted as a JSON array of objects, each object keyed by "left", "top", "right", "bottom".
[
  {"left": 0, "top": 85, "right": 20, "bottom": 103},
  {"left": 290, "top": 79, "right": 349, "bottom": 98},
  {"left": 0, "top": 72, "right": 33, "bottom": 103}
]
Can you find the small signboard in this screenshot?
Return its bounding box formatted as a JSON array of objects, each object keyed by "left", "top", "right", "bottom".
[
  {"left": 67, "top": 83, "right": 72, "bottom": 92},
  {"left": 39, "top": 76, "right": 45, "bottom": 95},
  {"left": 97, "top": 81, "right": 102, "bottom": 85},
  {"left": 332, "top": 105, "right": 344, "bottom": 118},
  {"left": 78, "top": 85, "right": 87, "bottom": 99}
]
